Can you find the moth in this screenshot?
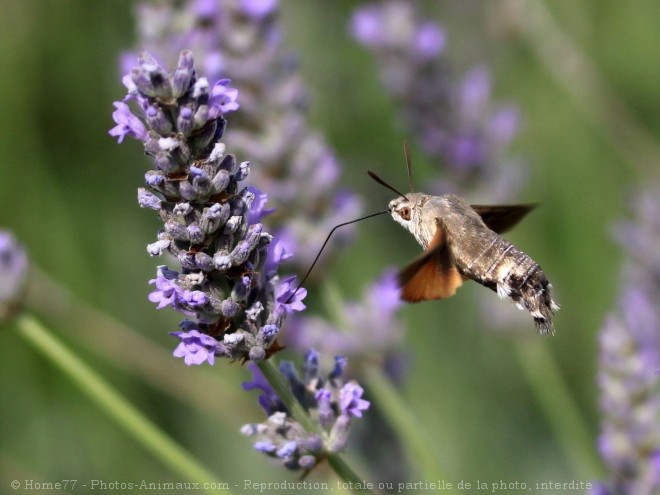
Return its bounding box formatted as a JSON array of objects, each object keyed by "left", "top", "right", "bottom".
[{"left": 369, "top": 144, "right": 559, "bottom": 335}]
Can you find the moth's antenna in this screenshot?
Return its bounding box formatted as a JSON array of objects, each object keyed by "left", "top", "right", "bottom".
[
  {"left": 404, "top": 141, "right": 414, "bottom": 192},
  {"left": 286, "top": 209, "right": 390, "bottom": 303},
  {"left": 367, "top": 170, "right": 409, "bottom": 200}
]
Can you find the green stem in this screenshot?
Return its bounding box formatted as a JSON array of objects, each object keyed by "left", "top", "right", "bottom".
[
  {"left": 15, "top": 314, "right": 229, "bottom": 495},
  {"left": 513, "top": 339, "right": 602, "bottom": 477},
  {"left": 363, "top": 364, "right": 456, "bottom": 491},
  {"left": 256, "top": 360, "right": 375, "bottom": 494},
  {"left": 26, "top": 267, "right": 250, "bottom": 423}
]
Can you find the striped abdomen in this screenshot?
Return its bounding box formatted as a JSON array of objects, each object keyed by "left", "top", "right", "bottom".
[{"left": 460, "top": 236, "right": 559, "bottom": 335}]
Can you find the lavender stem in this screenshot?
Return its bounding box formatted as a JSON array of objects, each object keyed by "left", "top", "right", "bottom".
[{"left": 15, "top": 314, "right": 225, "bottom": 492}]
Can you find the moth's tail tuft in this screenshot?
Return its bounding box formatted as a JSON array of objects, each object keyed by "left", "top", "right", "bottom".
[
  {"left": 522, "top": 277, "right": 558, "bottom": 336},
  {"left": 501, "top": 265, "right": 558, "bottom": 335}
]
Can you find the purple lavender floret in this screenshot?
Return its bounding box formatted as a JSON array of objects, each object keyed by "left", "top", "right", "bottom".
[
  {"left": 171, "top": 328, "right": 220, "bottom": 366},
  {"left": 351, "top": 1, "right": 525, "bottom": 202},
  {"left": 148, "top": 265, "right": 184, "bottom": 311},
  {"left": 241, "top": 350, "right": 370, "bottom": 470},
  {"left": 339, "top": 382, "right": 370, "bottom": 418},
  {"left": 0, "top": 230, "right": 28, "bottom": 323},
  {"left": 274, "top": 276, "right": 307, "bottom": 318},
  {"left": 109, "top": 102, "right": 149, "bottom": 143},
  {"left": 111, "top": 51, "right": 305, "bottom": 364}
]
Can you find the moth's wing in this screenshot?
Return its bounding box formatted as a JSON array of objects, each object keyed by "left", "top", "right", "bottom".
[
  {"left": 470, "top": 204, "right": 537, "bottom": 234},
  {"left": 399, "top": 218, "right": 463, "bottom": 302}
]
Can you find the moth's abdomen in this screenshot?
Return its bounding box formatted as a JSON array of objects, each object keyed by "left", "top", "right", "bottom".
[{"left": 462, "top": 238, "right": 559, "bottom": 335}]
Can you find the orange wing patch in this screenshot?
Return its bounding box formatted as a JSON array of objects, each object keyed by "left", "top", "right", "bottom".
[{"left": 398, "top": 219, "right": 463, "bottom": 302}]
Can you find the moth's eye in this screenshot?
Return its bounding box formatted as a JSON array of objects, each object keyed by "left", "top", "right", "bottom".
[{"left": 399, "top": 207, "right": 411, "bottom": 221}]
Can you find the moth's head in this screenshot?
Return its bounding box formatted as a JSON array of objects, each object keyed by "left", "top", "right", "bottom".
[{"left": 388, "top": 193, "right": 427, "bottom": 231}]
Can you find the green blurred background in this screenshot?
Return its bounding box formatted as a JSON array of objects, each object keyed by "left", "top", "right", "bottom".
[{"left": 1, "top": 0, "right": 658, "bottom": 492}]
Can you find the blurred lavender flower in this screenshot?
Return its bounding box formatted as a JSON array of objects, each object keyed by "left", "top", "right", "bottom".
[
  {"left": 110, "top": 50, "right": 305, "bottom": 364},
  {"left": 241, "top": 349, "right": 370, "bottom": 470},
  {"left": 592, "top": 185, "right": 660, "bottom": 495},
  {"left": 614, "top": 187, "right": 660, "bottom": 281},
  {"left": 352, "top": 1, "right": 538, "bottom": 335},
  {"left": 0, "top": 230, "right": 28, "bottom": 323},
  {"left": 351, "top": 1, "right": 526, "bottom": 203},
  {"left": 125, "top": 0, "right": 363, "bottom": 273},
  {"left": 287, "top": 269, "right": 407, "bottom": 378}
]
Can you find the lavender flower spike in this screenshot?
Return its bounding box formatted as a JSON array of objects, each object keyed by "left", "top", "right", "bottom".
[
  {"left": 126, "top": 0, "right": 363, "bottom": 273},
  {"left": 594, "top": 296, "right": 660, "bottom": 495},
  {"left": 592, "top": 185, "right": 660, "bottom": 495},
  {"left": 111, "top": 51, "right": 305, "bottom": 364},
  {"left": 351, "top": 1, "right": 525, "bottom": 202},
  {"left": 241, "top": 350, "right": 370, "bottom": 471},
  {"left": 0, "top": 230, "right": 28, "bottom": 323}
]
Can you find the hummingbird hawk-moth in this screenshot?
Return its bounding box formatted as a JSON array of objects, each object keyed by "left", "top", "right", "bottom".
[{"left": 369, "top": 144, "right": 559, "bottom": 335}]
